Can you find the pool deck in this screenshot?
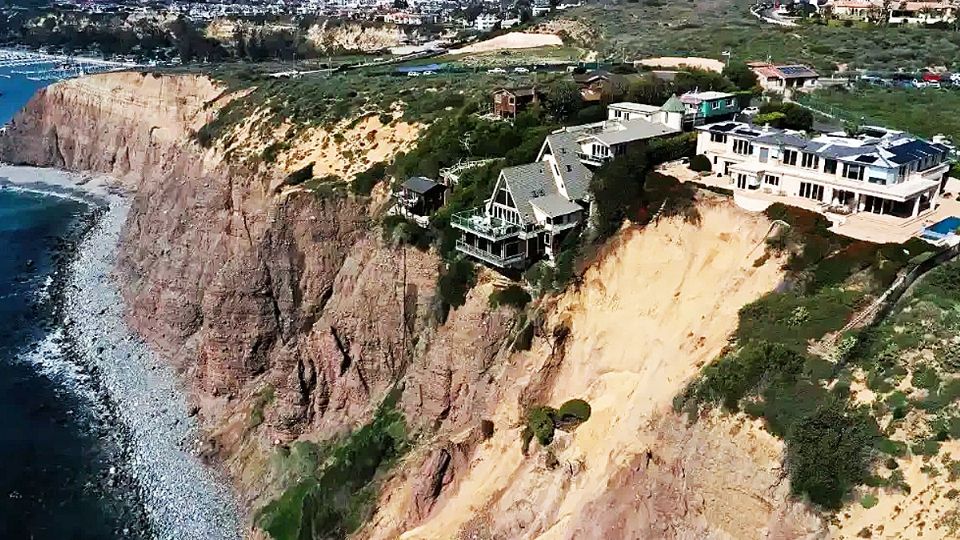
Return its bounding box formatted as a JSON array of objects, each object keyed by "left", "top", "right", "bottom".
[{"left": 660, "top": 161, "right": 960, "bottom": 245}]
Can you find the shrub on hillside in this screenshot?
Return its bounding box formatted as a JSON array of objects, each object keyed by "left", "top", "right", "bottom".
[
  {"left": 557, "top": 399, "right": 592, "bottom": 424},
  {"left": 689, "top": 154, "right": 712, "bottom": 172},
  {"left": 526, "top": 406, "right": 557, "bottom": 446},
  {"left": 489, "top": 284, "right": 531, "bottom": 309},
  {"left": 352, "top": 162, "right": 386, "bottom": 196},
  {"left": 786, "top": 400, "right": 878, "bottom": 509},
  {"left": 437, "top": 258, "right": 477, "bottom": 310},
  {"left": 284, "top": 162, "right": 315, "bottom": 187},
  {"left": 753, "top": 111, "right": 786, "bottom": 128}
]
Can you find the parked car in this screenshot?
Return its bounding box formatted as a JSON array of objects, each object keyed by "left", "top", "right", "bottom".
[
  {"left": 487, "top": 68, "right": 507, "bottom": 74},
  {"left": 742, "top": 106, "right": 760, "bottom": 116},
  {"left": 513, "top": 67, "right": 530, "bottom": 73},
  {"left": 912, "top": 79, "right": 929, "bottom": 89},
  {"left": 421, "top": 70, "right": 436, "bottom": 76},
  {"left": 951, "top": 73, "right": 960, "bottom": 85},
  {"left": 407, "top": 71, "right": 421, "bottom": 77}
]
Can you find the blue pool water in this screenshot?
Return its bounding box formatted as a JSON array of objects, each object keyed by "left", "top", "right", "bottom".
[{"left": 927, "top": 216, "right": 960, "bottom": 235}]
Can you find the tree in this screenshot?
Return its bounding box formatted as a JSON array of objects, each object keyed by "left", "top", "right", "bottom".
[
  {"left": 722, "top": 61, "right": 759, "bottom": 92},
  {"left": 786, "top": 400, "right": 878, "bottom": 509},
  {"left": 543, "top": 80, "right": 583, "bottom": 121}
]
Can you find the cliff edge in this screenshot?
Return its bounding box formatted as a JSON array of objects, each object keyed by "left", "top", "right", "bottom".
[{"left": 0, "top": 72, "right": 827, "bottom": 538}]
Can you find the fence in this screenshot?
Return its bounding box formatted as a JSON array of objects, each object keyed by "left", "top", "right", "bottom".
[{"left": 791, "top": 93, "right": 887, "bottom": 129}]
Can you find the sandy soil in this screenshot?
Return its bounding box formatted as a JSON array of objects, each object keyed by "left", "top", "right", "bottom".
[
  {"left": 394, "top": 200, "right": 791, "bottom": 538},
  {"left": 833, "top": 440, "right": 960, "bottom": 539},
  {"left": 454, "top": 33, "right": 564, "bottom": 54},
  {"left": 635, "top": 56, "right": 726, "bottom": 73}
]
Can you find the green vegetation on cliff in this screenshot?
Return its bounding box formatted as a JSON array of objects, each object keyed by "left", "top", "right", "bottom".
[
  {"left": 676, "top": 203, "right": 943, "bottom": 509},
  {"left": 256, "top": 389, "right": 408, "bottom": 540}
]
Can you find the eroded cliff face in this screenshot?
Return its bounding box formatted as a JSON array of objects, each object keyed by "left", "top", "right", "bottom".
[
  {"left": 1, "top": 72, "right": 827, "bottom": 539},
  {"left": 0, "top": 72, "right": 443, "bottom": 507}
]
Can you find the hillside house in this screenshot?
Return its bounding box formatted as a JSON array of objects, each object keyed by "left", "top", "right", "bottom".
[
  {"left": 395, "top": 176, "right": 447, "bottom": 225},
  {"left": 572, "top": 70, "right": 629, "bottom": 102},
  {"left": 695, "top": 121, "right": 951, "bottom": 220},
  {"left": 560, "top": 117, "right": 681, "bottom": 166},
  {"left": 677, "top": 91, "right": 741, "bottom": 127},
  {"left": 748, "top": 62, "right": 820, "bottom": 94},
  {"left": 493, "top": 87, "right": 541, "bottom": 119},
  {"left": 889, "top": 1, "right": 957, "bottom": 23},
  {"left": 607, "top": 95, "right": 685, "bottom": 130},
  {"left": 452, "top": 133, "right": 592, "bottom": 269}
]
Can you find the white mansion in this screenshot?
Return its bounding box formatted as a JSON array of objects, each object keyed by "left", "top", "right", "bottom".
[{"left": 695, "top": 122, "right": 952, "bottom": 220}]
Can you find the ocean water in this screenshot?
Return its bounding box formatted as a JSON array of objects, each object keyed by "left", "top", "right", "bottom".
[
  {"left": 0, "top": 72, "right": 147, "bottom": 537},
  {"left": 0, "top": 65, "right": 48, "bottom": 125}
]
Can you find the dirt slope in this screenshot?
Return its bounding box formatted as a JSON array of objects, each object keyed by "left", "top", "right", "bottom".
[{"left": 369, "top": 201, "right": 825, "bottom": 538}]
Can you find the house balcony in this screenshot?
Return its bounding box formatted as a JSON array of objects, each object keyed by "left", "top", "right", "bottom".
[
  {"left": 576, "top": 152, "right": 611, "bottom": 167},
  {"left": 451, "top": 207, "right": 524, "bottom": 241},
  {"left": 395, "top": 192, "right": 421, "bottom": 208},
  {"left": 456, "top": 240, "right": 526, "bottom": 268}
]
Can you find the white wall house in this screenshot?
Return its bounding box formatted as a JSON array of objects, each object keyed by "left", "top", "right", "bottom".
[
  {"left": 475, "top": 13, "right": 502, "bottom": 31},
  {"left": 695, "top": 122, "right": 951, "bottom": 220},
  {"left": 607, "top": 100, "right": 684, "bottom": 130}
]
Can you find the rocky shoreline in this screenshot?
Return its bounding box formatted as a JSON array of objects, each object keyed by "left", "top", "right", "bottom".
[{"left": 1, "top": 165, "right": 241, "bottom": 540}]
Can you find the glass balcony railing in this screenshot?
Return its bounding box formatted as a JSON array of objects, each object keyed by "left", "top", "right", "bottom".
[{"left": 451, "top": 208, "right": 523, "bottom": 240}]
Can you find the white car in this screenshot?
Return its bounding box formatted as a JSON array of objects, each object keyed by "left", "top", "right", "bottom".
[
  {"left": 912, "top": 79, "right": 929, "bottom": 88},
  {"left": 742, "top": 106, "right": 760, "bottom": 116},
  {"left": 407, "top": 71, "right": 421, "bottom": 77},
  {"left": 951, "top": 73, "right": 960, "bottom": 85},
  {"left": 422, "top": 70, "right": 436, "bottom": 76},
  {"left": 487, "top": 68, "right": 507, "bottom": 74},
  {"left": 513, "top": 67, "right": 530, "bottom": 73}
]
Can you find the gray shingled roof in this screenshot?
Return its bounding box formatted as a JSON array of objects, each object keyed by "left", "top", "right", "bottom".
[
  {"left": 530, "top": 194, "right": 583, "bottom": 218},
  {"left": 500, "top": 163, "right": 560, "bottom": 225},
  {"left": 544, "top": 132, "right": 592, "bottom": 201},
  {"left": 591, "top": 118, "right": 680, "bottom": 146},
  {"left": 402, "top": 176, "right": 442, "bottom": 194}
]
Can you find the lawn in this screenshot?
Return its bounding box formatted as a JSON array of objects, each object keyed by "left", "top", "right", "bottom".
[{"left": 801, "top": 88, "right": 960, "bottom": 141}]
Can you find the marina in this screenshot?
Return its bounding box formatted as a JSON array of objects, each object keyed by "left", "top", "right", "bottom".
[{"left": 0, "top": 49, "right": 135, "bottom": 81}]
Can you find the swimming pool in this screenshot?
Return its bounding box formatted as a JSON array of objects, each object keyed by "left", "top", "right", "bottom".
[{"left": 927, "top": 216, "right": 960, "bottom": 235}]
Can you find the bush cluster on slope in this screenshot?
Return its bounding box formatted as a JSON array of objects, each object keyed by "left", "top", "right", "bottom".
[
  {"left": 256, "top": 389, "right": 407, "bottom": 540},
  {"left": 676, "top": 203, "right": 944, "bottom": 509}
]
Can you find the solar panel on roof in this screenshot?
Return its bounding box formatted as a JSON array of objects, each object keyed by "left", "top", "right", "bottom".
[
  {"left": 855, "top": 155, "right": 878, "bottom": 163},
  {"left": 713, "top": 124, "right": 736, "bottom": 133}
]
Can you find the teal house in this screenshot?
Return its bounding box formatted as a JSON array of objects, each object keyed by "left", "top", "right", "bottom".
[{"left": 679, "top": 91, "right": 740, "bottom": 127}]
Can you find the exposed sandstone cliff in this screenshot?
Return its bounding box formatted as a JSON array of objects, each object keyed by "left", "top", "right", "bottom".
[
  {"left": 1, "top": 72, "right": 829, "bottom": 539},
  {"left": 0, "top": 71, "right": 439, "bottom": 511}
]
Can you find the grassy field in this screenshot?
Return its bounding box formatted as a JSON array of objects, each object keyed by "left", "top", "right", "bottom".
[
  {"left": 800, "top": 88, "right": 960, "bottom": 141},
  {"left": 564, "top": 0, "right": 960, "bottom": 72}
]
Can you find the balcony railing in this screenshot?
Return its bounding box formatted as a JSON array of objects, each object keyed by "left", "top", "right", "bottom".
[
  {"left": 451, "top": 207, "right": 523, "bottom": 240},
  {"left": 456, "top": 240, "right": 525, "bottom": 268},
  {"left": 576, "top": 152, "right": 611, "bottom": 165}
]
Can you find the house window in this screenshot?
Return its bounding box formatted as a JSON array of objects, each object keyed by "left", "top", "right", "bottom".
[
  {"left": 710, "top": 133, "right": 727, "bottom": 143},
  {"left": 495, "top": 188, "right": 514, "bottom": 207},
  {"left": 868, "top": 177, "right": 886, "bottom": 185},
  {"left": 783, "top": 149, "right": 798, "bottom": 166},
  {"left": 764, "top": 175, "right": 780, "bottom": 186},
  {"left": 800, "top": 152, "right": 819, "bottom": 169},
  {"left": 799, "top": 182, "right": 824, "bottom": 201},
  {"left": 733, "top": 139, "right": 754, "bottom": 155},
  {"left": 726, "top": 98, "right": 735, "bottom": 107},
  {"left": 824, "top": 159, "right": 838, "bottom": 175},
  {"left": 712, "top": 101, "right": 720, "bottom": 110},
  {"left": 842, "top": 164, "right": 864, "bottom": 181}
]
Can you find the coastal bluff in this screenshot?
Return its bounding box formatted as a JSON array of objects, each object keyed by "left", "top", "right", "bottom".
[{"left": 0, "top": 72, "right": 826, "bottom": 538}]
